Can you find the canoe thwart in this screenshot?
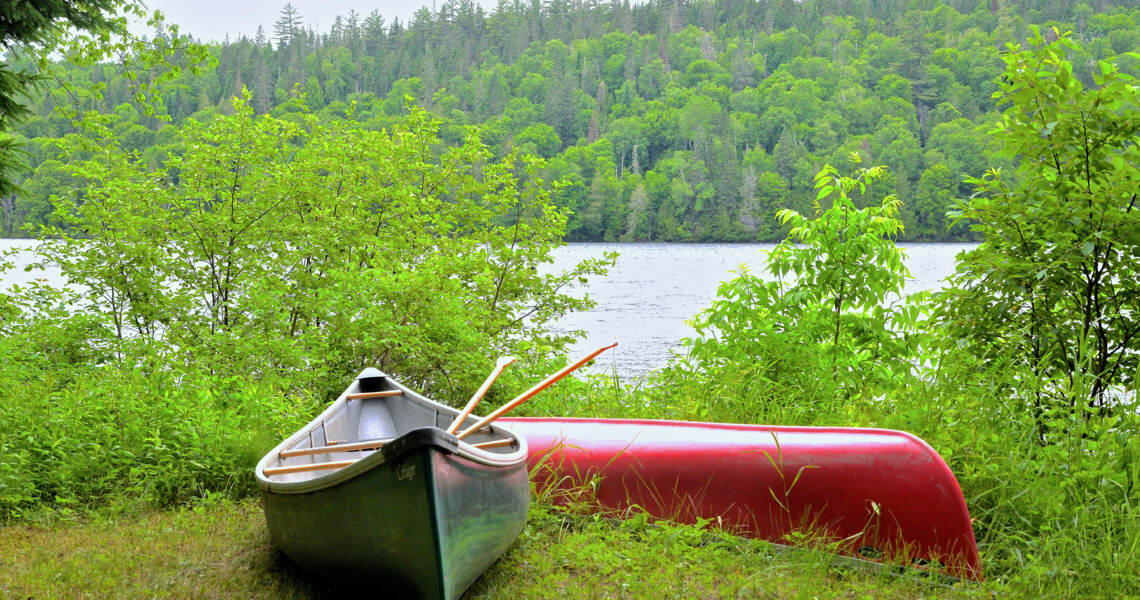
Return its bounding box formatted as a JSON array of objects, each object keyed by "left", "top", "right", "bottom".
[
  {"left": 266, "top": 428, "right": 460, "bottom": 478},
  {"left": 263, "top": 459, "right": 357, "bottom": 476},
  {"left": 277, "top": 433, "right": 517, "bottom": 462},
  {"left": 279, "top": 438, "right": 393, "bottom": 458}
]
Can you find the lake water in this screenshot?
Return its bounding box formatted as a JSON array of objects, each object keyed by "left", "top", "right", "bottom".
[
  {"left": 1, "top": 239, "right": 974, "bottom": 380},
  {"left": 0, "top": 239, "right": 54, "bottom": 289},
  {"left": 546, "top": 243, "right": 975, "bottom": 380}
]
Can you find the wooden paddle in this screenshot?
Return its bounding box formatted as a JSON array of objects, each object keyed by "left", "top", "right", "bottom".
[
  {"left": 456, "top": 342, "right": 618, "bottom": 440},
  {"left": 446, "top": 356, "right": 516, "bottom": 434}
]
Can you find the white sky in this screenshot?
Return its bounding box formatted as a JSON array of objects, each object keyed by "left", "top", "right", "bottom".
[{"left": 143, "top": 0, "right": 497, "bottom": 43}]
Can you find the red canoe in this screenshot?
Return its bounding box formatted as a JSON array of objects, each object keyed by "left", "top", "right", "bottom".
[{"left": 499, "top": 417, "right": 981, "bottom": 580}]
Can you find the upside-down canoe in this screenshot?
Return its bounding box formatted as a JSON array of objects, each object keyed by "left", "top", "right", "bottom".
[
  {"left": 498, "top": 417, "right": 982, "bottom": 580},
  {"left": 256, "top": 368, "right": 529, "bottom": 599}
]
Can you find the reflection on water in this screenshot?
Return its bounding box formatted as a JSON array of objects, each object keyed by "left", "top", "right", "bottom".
[{"left": 546, "top": 242, "right": 976, "bottom": 381}]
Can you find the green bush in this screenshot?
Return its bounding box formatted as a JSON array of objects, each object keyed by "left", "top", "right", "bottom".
[
  {"left": 0, "top": 352, "right": 311, "bottom": 519},
  {"left": 37, "top": 95, "right": 610, "bottom": 404},
  {"left": 668, "top": 161, "right": 924, "bottom": 423},
  {"left": 0, "top": 290, "right": 313, "bottom": 519}
]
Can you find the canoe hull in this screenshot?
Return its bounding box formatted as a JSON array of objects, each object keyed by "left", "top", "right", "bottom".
[
  {"left": 257, "top": 369, "right": 529, "bottom": 600},
  {"left": 499, "top": 417, "right": 981, "bottom": 580},
  {"left": 263, "top": 443, "right": 528, "bottom": 598}
]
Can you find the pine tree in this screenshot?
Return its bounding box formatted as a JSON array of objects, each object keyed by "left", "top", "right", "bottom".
[
  {"left": 587, "top": 112, "right": 600, "bottom": 143},
  {"left": 273, "top": 3, "right": 302, "bottom": 49}
]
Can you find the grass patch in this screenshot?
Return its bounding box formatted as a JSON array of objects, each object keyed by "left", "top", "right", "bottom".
[
  {"left": 0, "top": 498, "right": 992, "bottom": 599},
  {"left": 0, "top": 498, "right": 324, "bottom": 600}
]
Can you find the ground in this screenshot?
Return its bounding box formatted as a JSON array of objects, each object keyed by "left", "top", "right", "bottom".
[{"left": 0, "top": 498, "right": 993, "bottom": 599}]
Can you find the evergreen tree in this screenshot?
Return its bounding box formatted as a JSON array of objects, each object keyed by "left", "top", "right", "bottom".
[{"left": 273, "top": 3, "right": 302, "bottom": 48}]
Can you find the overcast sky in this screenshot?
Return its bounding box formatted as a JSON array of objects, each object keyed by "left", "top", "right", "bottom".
[{"left": 144, "top": 1, "right": 497, "bottom": 43}]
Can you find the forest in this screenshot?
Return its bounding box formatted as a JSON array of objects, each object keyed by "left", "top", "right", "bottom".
[{"left": 6, "top": 0, "right": 1140, "bottom": 241}]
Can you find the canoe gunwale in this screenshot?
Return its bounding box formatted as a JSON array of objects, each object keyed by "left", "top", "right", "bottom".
[{"left": 256, "top": 373, "right": 528, "bottom": 496}]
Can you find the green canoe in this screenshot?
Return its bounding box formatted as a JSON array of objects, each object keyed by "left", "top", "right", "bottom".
[{"left": 256, "top": 368, "right": 529, "bottom": 599}]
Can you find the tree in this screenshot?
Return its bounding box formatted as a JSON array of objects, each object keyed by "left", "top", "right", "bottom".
[
  {"left": 678, "top": 94, "right": 722, "bottom": 143},
  {"left": 621, "top": 181, "right": 650, "bottom": 241},
  {"left": 39, "top": 97, "right": 611, "bottom": 401},
  {"left": 514, "top": 122, "right": 560, "bottom": 158},
  {"left": 0, "top": 1, "right": 127, "bottom": 195},
  {"left": 684, "top": 161, "right": 920, "bottom": 410},
  {"left": 936, "top": 29, "right": 1140, "bottom": 438},
  {"left": 907, "top": 163, "right": 956, "bottom": 241},
  {"left": 273, "top": 3, "right": 303, "bottom": 49}
]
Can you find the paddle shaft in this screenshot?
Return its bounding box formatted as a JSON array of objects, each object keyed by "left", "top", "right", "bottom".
[
  {"left": 446, "top": 357, "right": 516, "bottom": 434},
  {"left": 457, "top": 342, "right": 617, "bottom": 440}
]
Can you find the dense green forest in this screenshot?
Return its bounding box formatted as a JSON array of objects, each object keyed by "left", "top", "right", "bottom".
[{"left": 6, "top": 0, "right": 1140, "bottom": 241}]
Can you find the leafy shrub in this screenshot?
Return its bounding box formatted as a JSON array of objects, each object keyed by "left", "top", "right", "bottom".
[
  {"left": 0, "top": 342, "right": 311, "bottom": 519},
  {"left": 36, "top": 94, "right": 610, "bottom": 404},
  {"left": 673, "top": 161, "right": 924, "bottom": 422},
  {"left": 935, "top": 27, "right": 1140, "bottom": 440}
]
